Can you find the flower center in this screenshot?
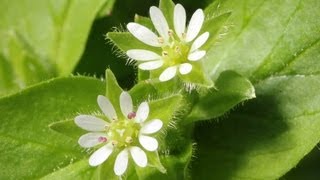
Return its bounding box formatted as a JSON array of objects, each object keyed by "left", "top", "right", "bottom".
[
  {"left": 107, "top": 116, "right": 140, "bottom": 148},
  {"left": 160, "top": 30, "right": 190, "bottom": 66}
]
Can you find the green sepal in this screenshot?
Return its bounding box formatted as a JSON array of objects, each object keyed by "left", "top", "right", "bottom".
[
  {"left": 159, "top": 0, "right": 175, "bottom": 28},
  {"left": 201, "top": 12, "right": 231, "bottom": 51},
  {"left": 134, "top": 14, "right": 154, "bottom": 30},
  {"left": 107, "top": 32, "right": 161, "bottom": 54},
  {"left": 178, "top": 62, "right": 214, "bottom": 88},
  {"left": 105, "top": 69, "right": 123, "bottom": 118}
]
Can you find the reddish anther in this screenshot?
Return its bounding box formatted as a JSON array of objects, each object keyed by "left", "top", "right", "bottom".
[
  {"left": 127, "top": 112, "right": 136, "bottom": 119},
  {"left": 98, "top": 136, "right": 107, "bottom": 143}
]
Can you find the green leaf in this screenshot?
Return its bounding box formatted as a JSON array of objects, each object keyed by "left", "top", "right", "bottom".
[
  {"left": 96, "top": 0, "right": 116, "bottom": 17},
  {"left": 186, "top": 70, "right": 255, "bottom": 122},
  {"left": 281, "top": 147, "right": 320, "bottom": 180},
  {"left": 0, "top": 0, "right": 109, "bottom": 96},
  {"left": 193, "top": 0, "right": 320, "bottom": 179},
  {"left": 0, "top": 77, "right": 105, "bottom": 179},
  {"left": 193, "top": 75, "right": 320, "bottom": 179}
]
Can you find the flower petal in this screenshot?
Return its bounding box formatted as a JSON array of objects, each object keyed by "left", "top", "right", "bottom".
[
  {"left": 114, "top": 149, "right": 129, "bottom": 176},
  {"left": 127, "top": 22, "right": 161, "bottom": 47},
  {"left": 141, "top": 119, "right": 163, "bottom": 134},
  {"left": 159, "top": 66, "right": 177, "bottom": 82},
  {"left": 130, "top": 146, "right": 147, "bottom": 167},
  {"left": 97, "top": 95, "right": 117, "bottom": 120},
  {"left": 78, "top": 132, "right": 107, "bottom": 148},
  {"left": 149, "top": 6, "right": 169, "bottom": 42},
  {"left": 139, "top": 135, "right": 159, "bottom": 151},
  {"left": 138, "top": 60, "right": 163, "bottom": 70},
  {"left": 89, "top": 143, "right": 113, "bottom": 166},
  {"left": 174, "top": 4, "right": 186, "bottom": 39},
  {"left": 120, "top": 91, "right": 133, "bottom": 118},
  {"left": 136, "top": 102, "right": 149, "bottom": 123},
  {"left": 75, "top": 115, "right": 108, "bottom": 131},
  {"left": 186, "top": 9, "right": 205, "bottom": 42},
  {"left": 190, "top": 32, "right": 209, "bottom": 52},
  {"left": 179, "top": 63, "right": 193, "bottom": 75},
  {"left": 188, "top": 50, "right": 206, "bottom": 61},
  {"left": 126, "top": 49, "right": 161, "bottom": 61}
]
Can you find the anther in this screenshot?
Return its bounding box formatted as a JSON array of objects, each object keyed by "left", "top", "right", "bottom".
[
  {"left": 98, "top": 136, "right": 107, "bottom": 143},
  {"left": 127, "top": 112, "right": 136, "bottom": 119},
  {"left": 104, "top": 125, "right": 110, "bottom": 131},
  {"left": 125, "top": 137, "right": 133, "bottom": 144},
  {"left": 175, "top": 46, "right": 181, "bottom": 53},
  {"left": 162, "top": 51, "right": 168, "bottom": 57},
  {"left": 112, "top": 140, "right": 118, "bottom": 146},
  {"left": 181, "top": 32, "right": 186, "bottom": 39},
  {"left": 168, "top": 29, "right": 174, "bottom": 37},
  {"left": 158, "top": 37, "right": 164, "bottom": 44}
]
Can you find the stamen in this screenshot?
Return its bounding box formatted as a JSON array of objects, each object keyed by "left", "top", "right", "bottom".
[
  {"left": 127, "top": 112, "right": 136, "bottom": 119},
  {"left": 125, "top": 137, "right": 133, "bottom": 144},
  {"left": 182, "top": 32, "right": 186, "bottom": 39},
  {"left": 157, "top": 37, "right": 164, "bottom": 44},
  {"left": 112, "top": 140, "right": 118, "bottom": 146},
  {"left": 104, "top": 125, "right": 110, "bottom": 131},
  {"left": 168, "top": 29, "right": 174, "bottom": 37},
  {"left": 175, "top": 46, "right": 180, "bottom": 53},
  {"left": 162, "top": 51, "right": 168, "bottom": 57},
  {"left": 98, "top": 136, "right": 107, "bottom": 143}
]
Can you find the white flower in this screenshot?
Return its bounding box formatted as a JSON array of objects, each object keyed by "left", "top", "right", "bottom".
[
  {"left": 126, "top": 3, "right": 209, "bottom": 82},
  {"left": 74, "top": 92, "right": 163, "bottom": 176}
]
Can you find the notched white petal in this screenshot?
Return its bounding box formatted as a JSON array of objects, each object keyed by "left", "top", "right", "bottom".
[
  {"left": 188, "top": 50, "right": 206, "bottom": 61},
  {"left": 149, "top": 6, "right": 169, "bottom": 42},
  {"left": 114, "top": 149, "right": 129, "bottom": 176},
  {"left": 75, "top": 115, "right": 108, "bottom": 131},
  {"left": 159, "top": 66, "right": 177, "bottom": 82},
  {"left": 136, "top": 102, "right": 149, "bottom": 123},
  {"left": 179, "top": 63, "right": 193, "bottom": 75},
  {"left": 89, "top": 143, "right": 113, "bottom": 166},
  {"left": 127, "top": 23, "right": 161, "bottom": 47},
  {"left": 97, "top": 95, "right": 117, "bottom": 121},
  {"left": 78, "top": 133, "right": 107, "bottom": 148},
  {"left": 186, "top": 9, "right": 205, "bottom": 42},
  {"left": 174, "top": 3, "right": 186, "bottom": 39},
  {"left": 190, "top": 32, "right": 209, "bottom": 52},
  {"left": 141, "top": 119, "right": 163, "bottom": 134},
  {"left": 138, "top": 60, "right": 163, "bottom": 70},
  {"left": 120, "top": 91, "right": 133, "bottom": 118},
  {"left": 139, "top": 135, "right": 158, "bottom": 151},
  {"left": 126, "top": 49, "right": 161, "bottom": 61},
  {"left": 130, "top": 146, "right": 147, "bottom": 167}
]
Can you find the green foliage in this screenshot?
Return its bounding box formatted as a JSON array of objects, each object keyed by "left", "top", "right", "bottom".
[
  {"left": 0, "top": 77, "right": 105, "bottom": 179},
  {"left": 0, "top": 0, "right": 110, "bottom": 96},
  {"left": 1, "top": 0, "right": 320, "bottom": 179},
  {"left": 192, "top": 0, "right": 320, "bottom": 179},
  {"left": 186, "top": 71, "right": 255, "bottom": 122}
]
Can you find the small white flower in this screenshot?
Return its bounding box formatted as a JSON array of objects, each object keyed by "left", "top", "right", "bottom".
[
  {"left": 126, "top": 3, "right": 209, "bottom": 82},
  {"left": 75, "top": 92, "right": 163, "bottom": 176}
]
